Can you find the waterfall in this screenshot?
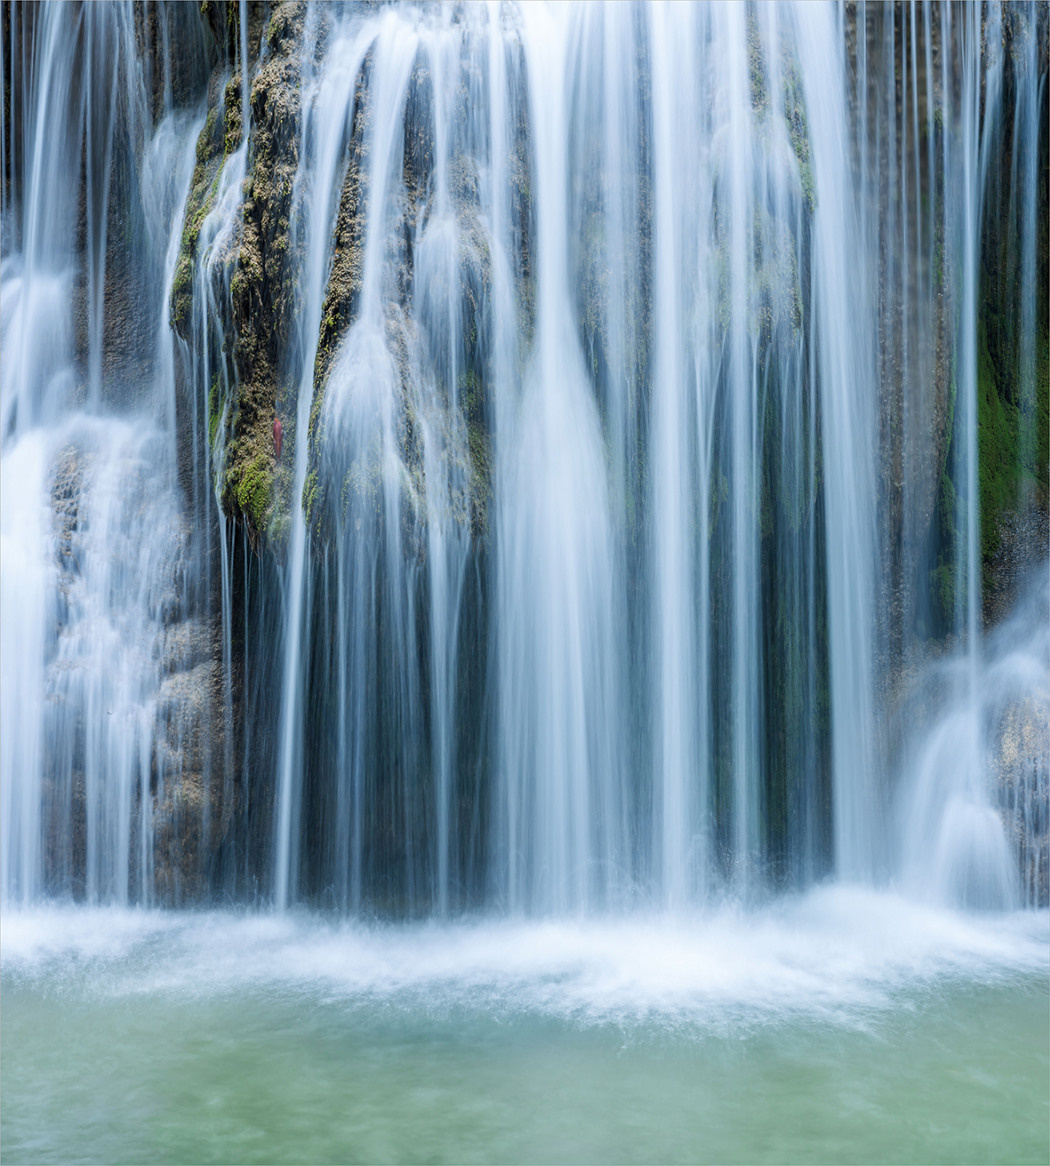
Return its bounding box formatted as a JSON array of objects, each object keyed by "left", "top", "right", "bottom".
[
  {"left": 1, "top": 0, "right": 1046, "bottom": 915},
  {"left": 1, "top": 1, "right": 209, "bottom": 903}
]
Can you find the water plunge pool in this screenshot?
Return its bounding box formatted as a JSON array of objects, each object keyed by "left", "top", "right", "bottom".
[{"left": 3, "top": 887, "right": 1047, "bottom": 1164}]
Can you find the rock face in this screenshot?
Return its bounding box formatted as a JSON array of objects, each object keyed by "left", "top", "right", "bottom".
[
  {"left": 171, "top": 2, "right": 296, "bottom": 548},
  {"left": 222, "top": 2, "right": 310, "bottom": 547},
  {"left": 995, "top": 693, "right": 1050, "bottom": 907}
]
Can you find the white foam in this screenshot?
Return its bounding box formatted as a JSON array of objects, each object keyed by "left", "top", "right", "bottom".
[{"left": 3, "top": 887, "right": 1046, "bottom": 1033}]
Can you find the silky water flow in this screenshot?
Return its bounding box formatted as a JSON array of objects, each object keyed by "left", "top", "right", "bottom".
[{"left": 1, "top": 4, "right": 1047, "bottom": 1162}]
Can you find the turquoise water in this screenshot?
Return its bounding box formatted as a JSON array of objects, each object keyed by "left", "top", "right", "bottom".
[{"left": 3, "top": 889, "right": 1047, "bottom": 1164}]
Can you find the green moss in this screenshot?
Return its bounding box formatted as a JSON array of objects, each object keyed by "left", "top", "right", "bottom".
[
  {"left": 929, "top": 562, "right": 959, "bottom": 630},
  {"left": 797, "top": 160, "right": 815, "bottom": 214},
  {"left": 1034, "top": 334, "right": 1050, "bottom": 484},
  {"left": 170, "top": 116, "right": 225, "bottom": 334},
  {"left": 783, "top": 59, "right": 815, "bottom": 213},
  {"left": 467, "top": 421, "right": 491, "bottom": 535},
  {"left": 230, "top": 452, "right": 273, "bottom": 533},
  {"left": 223, "top": 77, "right": 243, "bottom": 156},
  {"left": 931, "top": 305, "right": 1047, "bottom": 632},
  {"left": 747, "top": 14, "right": 768, "bottom": 117},
  {"left": 197, "top": 108, "right": 217, "bottom": 163},
  {"left": 208, "top": 376, "right": 222, "bottom": 450},
  {"left": 302, "top": 466, "right": 319, "bottom": 527},
  {"left": 977, "top": 320, "right": 1027, "bottom": 563}
]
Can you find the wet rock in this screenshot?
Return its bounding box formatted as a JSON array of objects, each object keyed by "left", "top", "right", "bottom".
[{"left": 993, "top": 693, "right": 1050, "bottom": 907}]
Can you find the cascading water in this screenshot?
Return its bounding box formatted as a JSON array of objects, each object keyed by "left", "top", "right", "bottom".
[
  {"left": 899, "top": 564, "right": 1049, "bottom": 908},
  {"left": 1, "top": 0, "right": 1046, "bottom": 918},
  {"left": 1, "top": 1, "right": 211, "bottom": 904}
]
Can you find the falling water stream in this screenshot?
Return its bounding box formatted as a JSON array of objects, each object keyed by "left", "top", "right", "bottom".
[{"left": 1, "top": 1, "right": 1047, "bottom": 1161}]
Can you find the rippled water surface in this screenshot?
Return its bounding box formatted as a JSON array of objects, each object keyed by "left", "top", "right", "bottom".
[{"left": 3, "top": 889, "right": 1047, "bottom": 1164}]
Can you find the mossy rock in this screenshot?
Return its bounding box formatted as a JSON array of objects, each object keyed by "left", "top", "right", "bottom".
[
  {"left": 170, "top": 103, "right": 226, "bottom": 336},
  {"left": 977, "top": 320, "right": 1044, "bottom": 565},
  {"left": 228, "top": 451, "right": 272, "bottom": 531}
]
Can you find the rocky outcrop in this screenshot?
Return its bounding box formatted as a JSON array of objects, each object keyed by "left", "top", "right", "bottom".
[
  {"left": 172, "top": 2, "right": 303, "bottom": 549},
  {"left": 222, "top": 2, "right": 313, "bottom": 548}
]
